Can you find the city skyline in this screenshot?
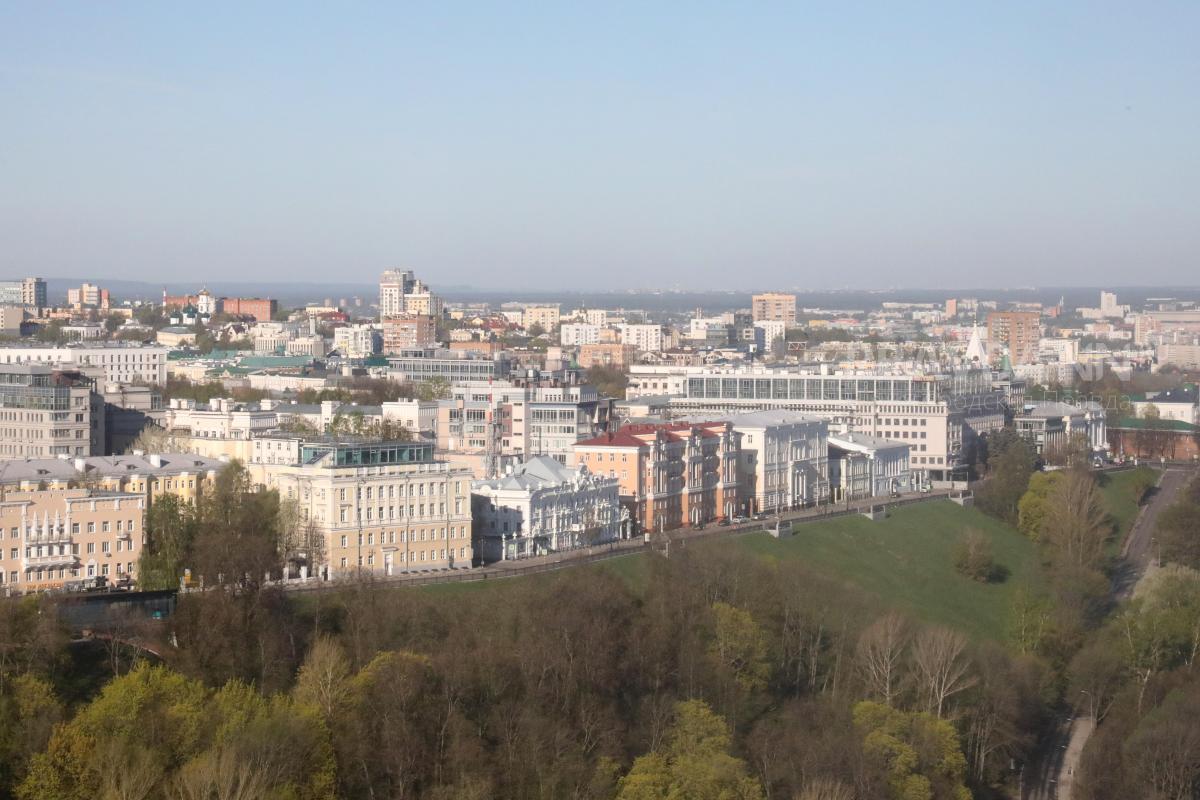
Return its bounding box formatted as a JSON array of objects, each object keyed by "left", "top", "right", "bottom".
[{"left": 3, "top": 3, "right": 1199, "bottom": 290}]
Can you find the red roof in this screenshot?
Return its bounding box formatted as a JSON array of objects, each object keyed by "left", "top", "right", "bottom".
[{"left": 574, "top": 431, "right": 650, "bottom": 448}]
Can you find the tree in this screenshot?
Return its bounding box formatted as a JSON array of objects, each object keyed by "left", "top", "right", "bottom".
[
  {"left": 587, "top": 365, "right": 630, "bottom": 400},
  {"left": 617, "top": 700, "right": 764, "bottom": 800},
  {"left": 953, "top": 529, "right": 1001, "bottom": 582},
  {"left": 1041, "top": 469, "right": 1111, "bottom": 568},
  {"left": 708, "top": 602, "right": 769, "bottom": 693},
  {"left": 856, "top": 612, "right": 909, "bottom": 707},
  {"left": 137, "top": 494, "right": 198, "bottom": 591},
  {"left": 293, "top": 636, "right": 352, "bottom": 719},
  {"left": 974, "top": 435, "right": 1033, "bottom": 525},
  {"left": 910, "top": 627, "right": 976, "bottom": 718},
  {"left": 853, "top": 701, "right": 972, "bottom": 800},
  {"left": 527, "top": 322, "right": 546, "bottom": 338},
  {"left": 1016, "top": 471, "right": 1063, "bottom": 541}
]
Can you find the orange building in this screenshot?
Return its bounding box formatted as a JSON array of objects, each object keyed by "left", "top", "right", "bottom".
[
  {"left": 383, "top": 314, "right": 437, "bottom": 353},
  {"left": 578, "top": 343, "right": 636, "bottom": 369},
  {"left": 986, "top": 311, "right": 1041, "bottom": 365},
  {"left": 573, "top": 421, "right": 740, "bottom": 535}
]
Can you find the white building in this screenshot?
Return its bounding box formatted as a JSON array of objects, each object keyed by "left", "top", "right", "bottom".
[
  {"left": 334, "top": 324, "right": 381, "bottom": 358},
  {"left": 382, "top": 398, "right": 439, "bottom": 435},
  {"left": 619, "top": 323, "right": 665, "bottom": 353},
  {"left": 0, "top": 344, "right": 169, "bottom": 385},
  {"left": 379, "top": 269, "right": 416, "bottom": 318},
  {"left": 471, "top": 455, "right": 621, "bottom": 563},
  {"left": 827, "top": 432, "right": 912, "bottom": 499},
  {"left": 560, "top": 323, "right": 602, "bottom": 347},
  {"left": 724, "top": 411, "right": 829, "bottom": 512},
  {"left": 1130, "top": 386, "right": 1199, "bottom": 426},
  {"left": 754, "top": 320, "right": 787, "bottom": 348},
  {"left": 584, "top": 309, "right": 609, "bottom": 327},
  {"left": 163, "top": 398, "right": 281, "bottom": 440}
]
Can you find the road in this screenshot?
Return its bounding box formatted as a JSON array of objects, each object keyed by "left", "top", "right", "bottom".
[{"left": 1024, "top": 466, "right": 1195, "bottom": 799}]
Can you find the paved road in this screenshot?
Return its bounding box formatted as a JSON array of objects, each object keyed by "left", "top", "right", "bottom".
[{"left": 1025, "top": 467, "right": 1195, "bottom": 799}]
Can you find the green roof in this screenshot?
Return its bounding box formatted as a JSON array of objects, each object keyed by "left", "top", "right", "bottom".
[{"left": 1113, "top": 417, "right": 1200, "bottom": 432}]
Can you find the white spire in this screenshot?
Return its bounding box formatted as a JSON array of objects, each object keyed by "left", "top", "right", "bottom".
[{"left": 965, "top": 326, "right": 988, "bottom": 364}]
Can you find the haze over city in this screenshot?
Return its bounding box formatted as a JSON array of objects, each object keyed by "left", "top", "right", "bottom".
[
  {"left": 4, "top": 5, "right": 1200, "bottom": 800},
  {"left": 3, "top": 2, "right": 1198, "bottom": 290}
]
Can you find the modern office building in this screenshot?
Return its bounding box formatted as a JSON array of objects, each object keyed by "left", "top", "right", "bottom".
[
  {"left": 0, "top": 278, "right": 46, "bottom": 309},
  {"left": 631, "top": 364, "right": 1005, "bottom": 482},
  {"left": 0, "top": 364, "right": 103, "bottom": 459}
]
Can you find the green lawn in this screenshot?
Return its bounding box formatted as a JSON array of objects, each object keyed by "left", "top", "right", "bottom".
[
  {"left": 728, "top": 501, "right": 1036, "bottom": 640},
  {"left": 1098, "top": 467, "right": 1158, "bottom": 547}
]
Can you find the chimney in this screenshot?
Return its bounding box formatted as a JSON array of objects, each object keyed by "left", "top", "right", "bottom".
[{"left": 149, "top": 454, "right": 163, "bottom": 468}]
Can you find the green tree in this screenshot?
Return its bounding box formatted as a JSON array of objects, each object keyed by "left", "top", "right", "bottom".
[
  {"left": 137, "top": 494, "right": 199, "bottom": 590},
  {"left": 1016, "top": 471, "right": 1063, "bottom": 541},
  {"left": 853, "top": 701, "right": 971, "bottom": 800},
  {"left": 709, "top": 602, "right": 770, "bottom": 692},
  {"left": 617, "top": 700, "right": 764, "bottom": 800}
]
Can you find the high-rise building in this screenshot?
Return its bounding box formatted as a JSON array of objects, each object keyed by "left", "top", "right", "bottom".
[
  {"left": 382, "top": 314, "right": 437, "bottom": 353},
  {"left": 0, "top": 278, "right": 47, "bottom": 309},
  {"left": 986, "top": 311, "right": 1041, "bottom": 365},
  {"left": 67, "top": 282, "right": 109, "bottom": 310},
  {"left": 379, "top": 269, "right": 416, "bottom": 318},
  {"left": 751, "top": 292, "right": 797, "bottom": 324}
]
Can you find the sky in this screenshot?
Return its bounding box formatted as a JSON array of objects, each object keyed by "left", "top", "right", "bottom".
[{"left": 1, "top": 2, "right": 1198, "bottom": 291}]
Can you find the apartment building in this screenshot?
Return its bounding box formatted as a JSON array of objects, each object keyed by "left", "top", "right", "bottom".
[
  {"left": 633, "top": 364, "right": 1005, "bottom": 482},
  {"left": 471, "top": 455, "right": 622, "bottom": 562},
  {"left": 0, "top": 488, "right": 144, "bottom": 593},
  {"left": 578, "top": 343, "right": 636, "bottom": 369},
  {"left": 67, "top": 282, "right": 109, "bottom": 310},
  {"left": 259, "top": 439, "right": 474, "bottom": 578},
  {"left": 752, "top": 293, "right": 797, "bottom": 324},
  {"left": 522, "top": 306, "right": 560, "bottom": 332},
  {"left": 379, "top": 269, "right": 417, "bottom": 318},
  {"left": 438, "top": 382, "right": 613, "bottom": 476},
  {"left": 560, "top": 323, "right": 602, "bottom": 346},
  {"left": 0, "top": 343, "right": 169, "bottom": 384},
  {"left": 573, "top": 421, "right": 740, "bottom": 534},
  {"left": 618, "top": 323, "right": 665, "bottom": 353},
  {"left": 986, "top": 311, "right": 1041, "bottom": 365},
  {"left": 334, "top": 324, "right": 381, "bottom": 358},
  {"left": 382, "top": 315, "right": 437, "bottom": 353},
  {"left": 0, "top": 365, "right": 103, "bottom": 459}
]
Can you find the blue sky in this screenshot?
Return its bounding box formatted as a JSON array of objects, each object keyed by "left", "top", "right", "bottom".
[{"left": 1, "top": 2, "right": 1197, "bottom": 290}]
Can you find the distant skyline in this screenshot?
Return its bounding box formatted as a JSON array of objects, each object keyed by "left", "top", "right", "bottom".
[{"left": 2, "top": 3, "right": 1198, "bottom": 290}]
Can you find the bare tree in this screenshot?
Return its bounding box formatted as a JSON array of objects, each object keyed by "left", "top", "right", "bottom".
[
  {"left": 95, "top": 737, "right": 165, "bottom": 800},
  {"left": 797, "top": 777, "right": 855, "bottom": 800},
  {"left": 1043, "top": 469, "right": 1110, "bottom": 568},
  {"left": 910, "top": 626, "right": 977, "bottom": 718},
  {"left": 855, "top": 612, "right": 908, "bottom": 706}
]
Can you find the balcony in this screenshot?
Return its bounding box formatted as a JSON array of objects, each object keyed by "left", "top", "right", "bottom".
[{"left": 25, "top": 553, "right": 78, "bottom": 569}]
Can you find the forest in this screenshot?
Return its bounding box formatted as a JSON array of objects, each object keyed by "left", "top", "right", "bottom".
[{"left": 0, "top": 439, "right": 1197, "bottom": 799}]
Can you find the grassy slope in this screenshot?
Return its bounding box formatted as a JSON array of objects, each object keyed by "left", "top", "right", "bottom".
[
  {"left": 1098, "top": 467, "right": 1158, "bottom": 546},
  {"left": 730, "top": 502, "right": 1034, "bottom": 640},
  {"left": 425, "top": 470, "right": 1156, "bottom": 639}
]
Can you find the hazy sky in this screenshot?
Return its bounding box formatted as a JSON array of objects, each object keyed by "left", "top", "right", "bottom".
[{"left": 2, "top": 2, "right": 1198, "bottom": 291}]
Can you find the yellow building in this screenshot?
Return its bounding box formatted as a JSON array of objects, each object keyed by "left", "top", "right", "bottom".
[
  {"left": 0, "top": 488, "right": 145, "bottom": 593},
  {"left": 0, "top": 454, "right": 225, "bottom": 508}
]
